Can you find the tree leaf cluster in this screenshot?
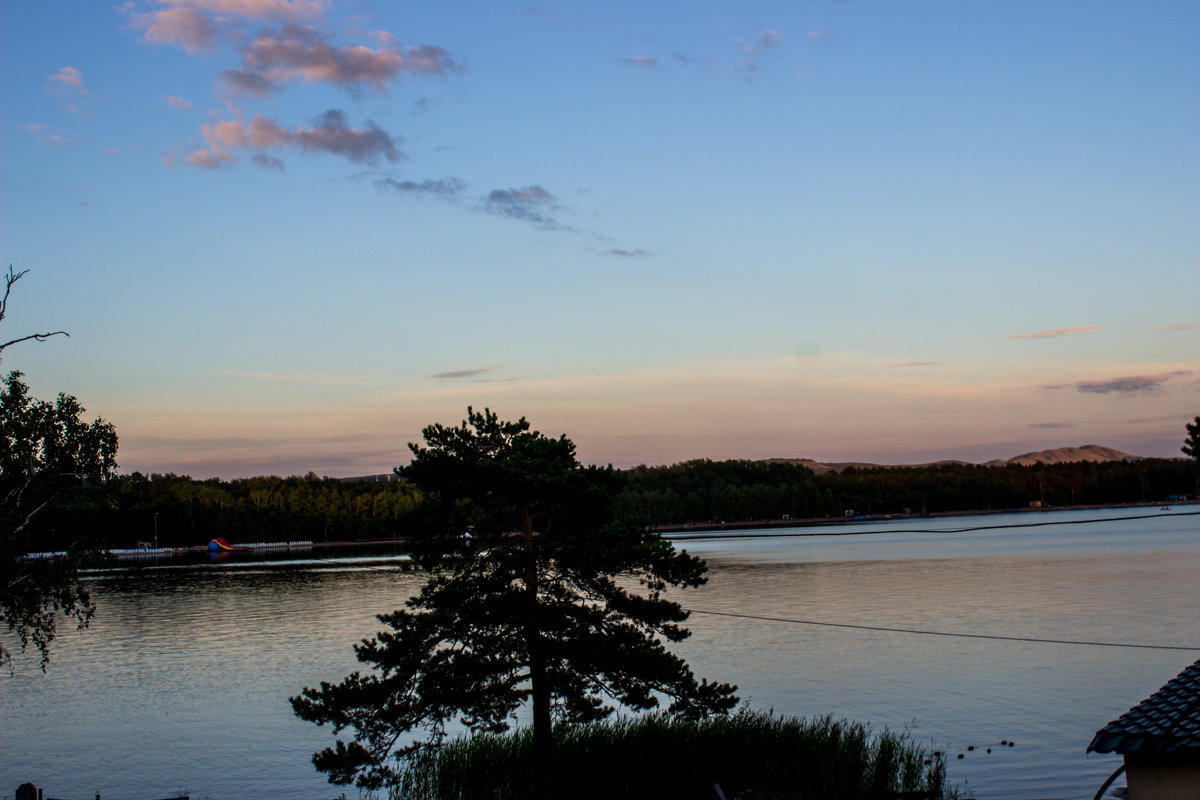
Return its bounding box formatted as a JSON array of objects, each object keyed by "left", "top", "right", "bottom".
[{"left": 1, "top": 371, "right": 117, "bottom": 669}]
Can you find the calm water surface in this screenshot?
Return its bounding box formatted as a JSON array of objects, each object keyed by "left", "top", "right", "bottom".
[{"left": 2, "top": 507, "right": 1198, "bottom": 799}]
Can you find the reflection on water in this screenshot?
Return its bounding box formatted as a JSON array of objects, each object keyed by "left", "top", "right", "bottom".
[{"left": 2, "top": 507, "right": 1197, "bottom": 800}]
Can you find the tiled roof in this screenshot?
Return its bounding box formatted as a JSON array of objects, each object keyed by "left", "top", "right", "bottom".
[{"left": 1088, "top": 658, "right": 1200, "bottom": 755}]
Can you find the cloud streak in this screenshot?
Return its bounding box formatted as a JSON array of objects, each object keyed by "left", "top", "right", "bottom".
[
  {"left": 1008, "top": 325, "right": 1101, "bottom": 340},
  {"left": 604, "top": 248, "right": 650, "bottom": 258},
  {"left": 429, "top": 366, "right": 505, "bottom": 380},
  {"left": 176, "top": 108, "right": 402, "bottom": 168},
  {"left": 618, "top": 55, "right": 659, "bottom": 68},
  {"left": 376, "top": 176, "right": 466, "bottom": 200},
  {"left": 480, "top": 185, "right": 572, "bottom": 231},
  {"left": 1150, "top": 323, "right": 1197, "bottom": 332},
  {"left": 1046, "top": 371, "right": 1191, "bottom": 395}
]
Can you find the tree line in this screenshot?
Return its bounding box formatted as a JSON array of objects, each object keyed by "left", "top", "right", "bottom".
[
  {"left": 614, "top": 457, "right": 1199, "bottom": 527},
  {"left": 29, "top": 472, "right": 422, "bottom": 551},
  {"left": 25, "top": 454, "right": 1197, "bottom": 550}
]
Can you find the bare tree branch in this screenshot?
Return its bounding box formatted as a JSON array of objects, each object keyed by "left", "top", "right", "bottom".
[
  {"left": 0, "top": 265, "right": 69, "bottom": 361},
  {"left": 0, "top": 331, "right": 70, "bottom": 356}
]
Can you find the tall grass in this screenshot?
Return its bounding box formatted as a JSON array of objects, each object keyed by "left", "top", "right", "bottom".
[{"left": 392, "top": 708, "right": 949, "bottom": 800}]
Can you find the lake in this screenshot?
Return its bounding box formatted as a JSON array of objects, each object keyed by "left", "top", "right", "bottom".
[{"left": 2, "top": 506, "right": 1198, "bottom": 799}]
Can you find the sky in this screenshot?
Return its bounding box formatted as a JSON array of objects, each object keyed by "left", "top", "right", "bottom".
[{"left": 1, "top": 0, "right": 1197, "bottom": 479}]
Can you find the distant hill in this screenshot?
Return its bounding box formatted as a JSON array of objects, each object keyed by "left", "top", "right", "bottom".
[
  {"left": 763, "top": 458, "right": 971, "bottom": 475},
  {"left": 766, "top": 444, "right": 1144, "bottom": 474},
  {"left": 997, "top": 444, "right": 1143, "bottom": 467}
]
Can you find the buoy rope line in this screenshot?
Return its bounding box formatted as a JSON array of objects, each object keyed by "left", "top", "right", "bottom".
[{"left": 685, "top": 608, "right": 1200, "bottom": 651}]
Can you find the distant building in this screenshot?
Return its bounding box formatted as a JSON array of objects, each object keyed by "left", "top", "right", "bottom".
[{"left": 1088, "top": 657, "right": 1200, "bottom": 800}]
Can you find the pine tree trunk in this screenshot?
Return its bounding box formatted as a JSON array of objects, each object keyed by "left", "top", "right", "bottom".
[{"left": 525, "top": 509, "right": 554, "bottom": 800}]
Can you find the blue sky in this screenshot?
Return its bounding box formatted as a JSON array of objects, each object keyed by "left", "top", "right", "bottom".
[{"left": 2, "top": 0, "right": 1197, "bottom": 478}]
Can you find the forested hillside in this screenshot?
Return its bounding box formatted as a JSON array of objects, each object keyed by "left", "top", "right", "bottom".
[
  {"left": 614, "top": 458, "right": 1197, "bottom": 527},
  {"left": 24, "top": 458, "right": 1197, "bottom": 550}
]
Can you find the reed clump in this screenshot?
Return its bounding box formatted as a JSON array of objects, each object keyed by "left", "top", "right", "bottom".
[{"left": 392, "top": 708, "right": 949, "bottom": 800}]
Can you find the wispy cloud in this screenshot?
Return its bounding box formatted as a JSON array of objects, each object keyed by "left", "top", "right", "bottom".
[
  {"left": 1046, "top": 371, "right": 1191, "bottom": 395},
  {"left": 738, "top": 29, "right": 782, "bottom": 54},
  {"left": 430, "top": 365, "right": 506, "bottom": 380},
  {"left": 672, "top": 29, "right": 784, "bottom": 80},
  {"left": 617, "top": 55, "right": 659, "bottom": 68},
  {"left": 376, "top": 176, "right": 466, "bottom": 200},
  {"left": 480, "top": 185, "right": 572, "bottom": 231},
  {"left": 165, "top": 95, "right": 194, "bottom": 111},
  {"left": 893, "top": 361, "right": 941, "bottom": 367},
  {"left": 1029, "top": 422, "right": 1072, "bottom": 429},
  {"left": 1008, "top": 325, "right": 1101, "bottom": 340},
  {"left": 173, "top": 108, "right": 402, "bottom": 168},
  {"left": 250, "top": 152, "right": 286, "bottom": 171},
  {"left": 48, "top": 66, "right": 89, "bottom": 93},
  {"left": 1150, "top": 323, "right": 1198, "bottom": 332},
  {"left": 22, "top": 122, "right": 75, "bottom": 147},
  {"left": 604, "top": 248, "right": 650, "bottom": 258},
  {"left": 46, "top": 66, "right": 96, "bottom": 114}
]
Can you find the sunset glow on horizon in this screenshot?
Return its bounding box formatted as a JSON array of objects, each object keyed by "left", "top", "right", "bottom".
[{"left": 2, "top": 1, "right": 1196, "bottom": 478}]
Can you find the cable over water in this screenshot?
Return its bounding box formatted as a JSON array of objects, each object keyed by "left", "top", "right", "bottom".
[
  {"left": 665, "top": 509, "right": 1199, "bottom": 541},
  {"left": 685, "top": 608, "right": 1200, "bottom": 651}
]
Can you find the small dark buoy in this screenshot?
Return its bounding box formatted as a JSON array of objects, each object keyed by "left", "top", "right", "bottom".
[
  {"left": 957, "top": 753, "right": 964, "bottom": 759},
  {"left": 1000, "top": 739, "right": 1007, "bottom": 745},
  {"left": 933, "top": 750, "right": 941, "bottom": 757},
  {"left": 986, "top": 748, "right": 991, "bottom": 753},
  {"left": 967, "top": 745, "right": 974, "bottom": 751},
  {"left": 923, "top": 759, "right": 931, "bottom": 766},
  {"left": 1008, "top": 741, "right": 1014, "bottom": 747}
]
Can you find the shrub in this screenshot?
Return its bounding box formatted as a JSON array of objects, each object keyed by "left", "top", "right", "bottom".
[{"left": 392, "top": 708, "right": 949, "bottom": 800}]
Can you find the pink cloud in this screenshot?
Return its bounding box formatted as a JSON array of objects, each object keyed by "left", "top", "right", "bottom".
[
  {"left": 22, "top": 123, "right": 75, "bottom": 147},
  {"left": 240, "top": 24, "right": 459, "bottom": 90},
  {"left": 48, "top": 67, "right": 88, "bottom": 93},
  {"left": 165, "top": 0, "right": 324, "bottom": 20},
  {"left": 165, "top": 95, "right": 195, "bottom": 111},
  {"left": 618, "top": 55, "right": 659, "bottom": 68},
  {"left": 202, "top": 113, "right": 288, "bottom": 149},
  {"left": 185, "top": 146, "right": 235, "bottom": 168},
  {"left": 185, "top": 109, "right": 401, "bottom": 167},
  {"left": 1007, "top": 325, "right": 1101, "bottom": 340},
  {"left": 1150, "top": 323, "right": 1198, "bottom": 332},
  {"left": 134, "top": 5, "right": 221, "bottom": 53},
  {"left": 131, "top": 0, "right": 323, "bottom": 50}
]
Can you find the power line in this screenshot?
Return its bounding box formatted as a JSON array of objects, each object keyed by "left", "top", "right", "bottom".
[
  {"left": 686, "top": 608, "right": 1200, "bottom": 652},
  {"left": 666, "top": 510, "right": 1200, "bottom": 541}
]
